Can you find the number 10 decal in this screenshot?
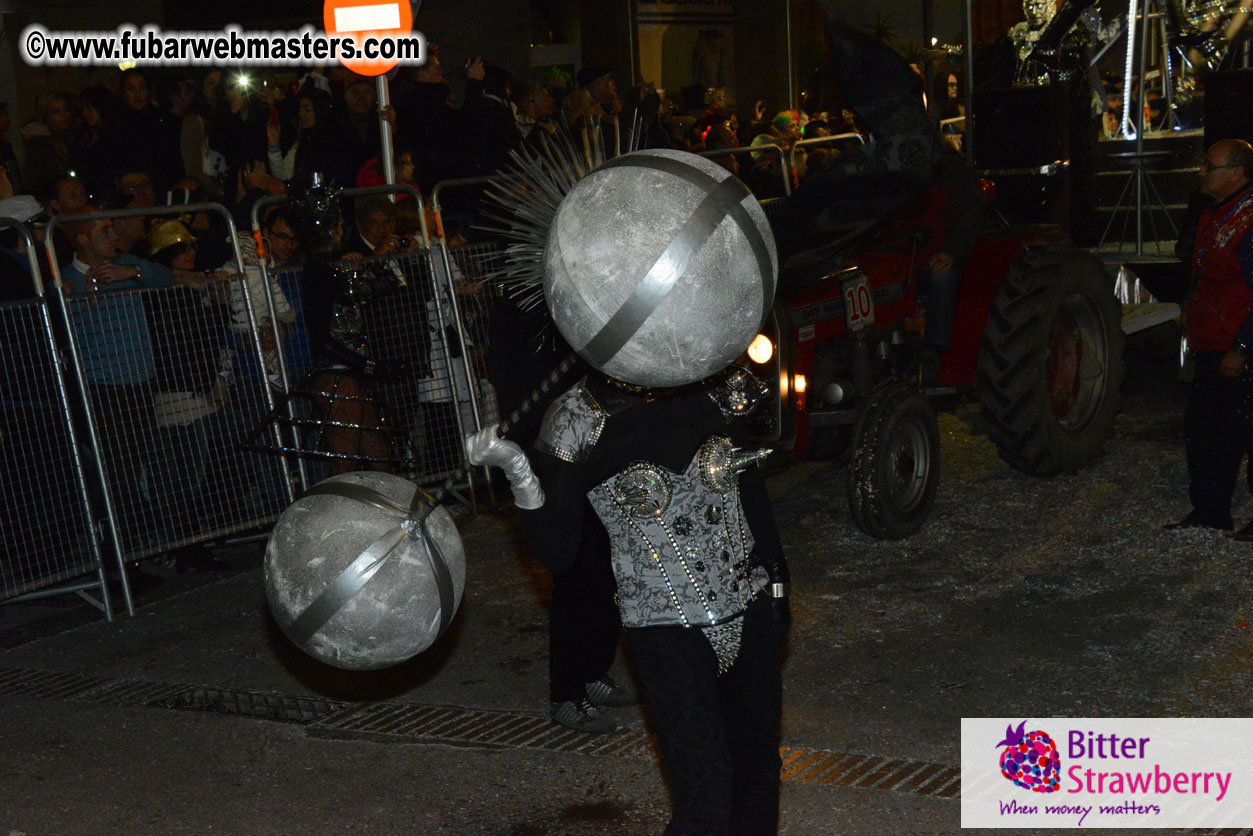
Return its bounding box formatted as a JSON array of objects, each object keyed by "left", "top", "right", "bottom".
[{"left": 841, "top": 274, "right": 875, "bottom": 331}]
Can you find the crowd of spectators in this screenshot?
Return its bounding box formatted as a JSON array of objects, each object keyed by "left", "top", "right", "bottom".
[
  {"left": 0, "top": 52, "right": 879, "bottom": 285},
  {"left": 0, "top": 50, "right": 890, "bottom": 564}
]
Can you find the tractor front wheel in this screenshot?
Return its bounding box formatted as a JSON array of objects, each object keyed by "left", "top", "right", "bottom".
[{"left": 846, "top": 385, "right": 941, "bottom": 540}]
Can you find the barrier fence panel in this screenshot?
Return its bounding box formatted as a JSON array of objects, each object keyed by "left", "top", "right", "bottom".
[
  {"left": 351, "top": 248, "right": 490, "bottom": 492},
  {"left": 58, "top": 278, "right": 294, "bottom": 563},
  {"left": 45, "top": 204, "right": 294, "bottom": 612},
  {"left": 1, "top": 215, "right": 112, "bottom": 615},
  {"left": 247, "top": 249, "right": 487, "bottom": 500},
  {"left": 429, "top": 176, "right": 534, "bottom": 510},
  {"left": 442, "top": 240, "right": 506, "bottom": 430},
  {"left": 786, "top": 132, "right": 868, "bottom": 180},
  {"left": 0, "top": 297, "right": 109, "bottom": 610},
  {"left": 699, "top": 142, "right": 792, "bottom": 196},
  {"left": 247, "top": 186, "right": 487, "bottom": 508}
]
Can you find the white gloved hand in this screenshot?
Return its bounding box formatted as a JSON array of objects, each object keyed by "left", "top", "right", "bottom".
[{"left": 465, "top": 424, "right": 545, "bottom": 510}]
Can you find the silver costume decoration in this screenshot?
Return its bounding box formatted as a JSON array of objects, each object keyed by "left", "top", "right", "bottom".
[
  {"left": 709, "top": 365, "right": 772, "bottom": 420},
  {"left": 587, "top": 433, "right": 767, "bottom": 632},
  {"left": 245, "top": 257, "right": 411, "bottom": 467},
  {"left": 534, "top": 380, "right": 608, "bottom": 464},
  {"left": 534, "top": 374, "right": 772, "bottom": 671},
  {"left": 544, "top": 149, "right": 777, "bottom": 388},
  {"left": 327, "top": 263, "right": 399, "bottom": 366},
  {"left": 699, "top": 437, "right": 772, "bottom": 494},
  {"left": 479, "top": 126, "right": 621, "bottom": 313},
  {"left": 1179, "top": 0, "right": 1252, "bottom": 70},
  {"left": 704, "top": 619, "right": 745, "bottom": 675},
  {"left": 1010, "top": 0, "right": 1057, "bottom": 66},
  {"left": 265, "top": 471, "right": 466, "bottom": 670},
  {"left": 614, "top": 463, "right": 674, "bottom": 519}
]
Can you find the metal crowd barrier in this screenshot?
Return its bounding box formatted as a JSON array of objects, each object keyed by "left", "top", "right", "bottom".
[
  {"left": 785, "top": 131, "right": 868, "bottom": 179},
  {"left": 249, "top": 185, "right": 484, "bottom": 510},
  {"left": 440, "top": 239, "right": 506, "bottom": 432},
  {"left": 429, "top": 176, "right": 508, "bottom": 433},
  {"left": 44, "top": 203, "right": 293, "bottom": 615},
  {"left": 698, "top": 142, "right": 792, "bottom": 197},
  {"left": 0, "top": 217, "right": 114, "bottom": 616}
]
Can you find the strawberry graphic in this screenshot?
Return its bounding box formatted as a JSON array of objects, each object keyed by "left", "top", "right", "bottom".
[{"left": 995, "top": 720, "right": 1061, "bottom": 793}]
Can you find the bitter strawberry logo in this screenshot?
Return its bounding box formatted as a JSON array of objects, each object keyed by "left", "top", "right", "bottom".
[{"left": 996, "top": 720, "right": 1061, "bottom": 793}]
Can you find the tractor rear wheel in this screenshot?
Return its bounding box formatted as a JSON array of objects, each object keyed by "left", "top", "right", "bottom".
[
  {"left": 977, "top": 251, "right": 1124, "bottom": 476},
  {"left": 846, "top": 385, "right": 940, "bottom": 539}
]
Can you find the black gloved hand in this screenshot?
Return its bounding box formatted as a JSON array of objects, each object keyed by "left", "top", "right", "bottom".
[
  {"left": 759, "top": 550, "right": 791, "bottom": 634},
  {"left": 364, "top": 357, "right": 410, "bottom": 381}
]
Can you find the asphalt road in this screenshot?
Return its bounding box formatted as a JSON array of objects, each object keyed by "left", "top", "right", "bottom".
[{"left": 2, "top": 360, "right": 1250, "bottom": 835}]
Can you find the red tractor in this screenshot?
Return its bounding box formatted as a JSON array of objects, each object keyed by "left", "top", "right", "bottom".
[{"left": 745, "top": 178, "right": 1125, "bottom": 539}]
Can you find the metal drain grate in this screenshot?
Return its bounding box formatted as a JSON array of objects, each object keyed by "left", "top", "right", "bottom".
[
  {"left": 777, "top": 746, "right": 960, "bottom": 795},
  {"left": 70, "top": 677, "right": 188, "bottom": 708},
  {"left": 309, "top": 701, "right": 654, "bottom": 756},
  {"left": 310, "top": 702, "right": 959, "bottom": 796},
  {"left": 0, "top": 666, "right": 961, "bottom": 799},
  {"left": 155, "top": 688, "right": 349, "bottom": 724},
  {"left": 0, "top": 667, "right": 111, "bottom": 701}
]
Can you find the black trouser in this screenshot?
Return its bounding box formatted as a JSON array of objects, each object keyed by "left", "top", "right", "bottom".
[
  {"left": 626, "top": 597, "right": 784, "bottom": 836},
  {"left": 1185, "top": 351, "right": 1253, "bottom": 529},
  {"left": 549, "top": 510, "right": 620, "bottom": 703}
]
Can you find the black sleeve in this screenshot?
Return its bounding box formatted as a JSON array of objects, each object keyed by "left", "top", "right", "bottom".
[
  {"left": 518, "top": 449, "right": 587, "bottom": 575},
  {"left": 462, "top": 78, "right": 484, "bottom": 108},
  {"left": 940, "top": 158, "right": 987, "bottom": 265},
  {"left": 739, "top": 463, "right": 788, "bottom": 583},
  {"left": 724, "top": 395, "right": 787, "bottom": 581}
]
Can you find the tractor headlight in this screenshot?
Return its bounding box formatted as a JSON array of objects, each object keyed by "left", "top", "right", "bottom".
[{"left": 747, "top": 333, "right": 774, "bottom": 364}]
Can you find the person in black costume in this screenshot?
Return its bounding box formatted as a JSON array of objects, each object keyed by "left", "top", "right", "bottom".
[
  {"left": 467, "top": 366, "right": 790, "bottom": 836},
  {"left": 288, "top": 174, "right": 410, "bottom": 473},
  {"left": 768, "top": 17, "right": 941, "bottom": 263}
]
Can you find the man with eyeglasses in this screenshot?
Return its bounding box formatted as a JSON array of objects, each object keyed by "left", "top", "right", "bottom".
[
  {"left": 260, "top": 209, "right": 311, "bottom": 384},
  {"left": 264, "top": 211, "right": 304, "bottom": 270},
  {"left": 215, "top": 207, "right": 297, "bottom": 395},
  {"left": 1167, "top": 139, "right": 1253, "bottom": 537},
  {"left": 115, "top": 170, "right": 157, "bottom": 209}
]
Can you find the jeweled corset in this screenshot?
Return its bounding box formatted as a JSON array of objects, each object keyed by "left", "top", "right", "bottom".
[
  {"left": 329, "top": 301, "right": 368, "bottom": 358},
  {"left": 327, "top": 262, "right": 399, "bottom": 360},
  {"left": 587, "top": 435, "right": 768, "bottom": 629}
]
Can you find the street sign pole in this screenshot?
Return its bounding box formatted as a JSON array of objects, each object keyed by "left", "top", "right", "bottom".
[
  {"left": 325, "top": 0, "right": 414, "bottom": 192},
  {"left": 377, "top": 75, "right": 395, "bottom": 193}
]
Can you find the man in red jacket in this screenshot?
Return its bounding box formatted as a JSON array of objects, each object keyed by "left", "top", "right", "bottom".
[{"left": 1168, "top": 139, "right": 1253, "bottom": 535}]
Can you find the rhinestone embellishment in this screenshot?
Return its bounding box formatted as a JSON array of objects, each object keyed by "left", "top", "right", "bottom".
[{"left": 612, "top": 463, "right": 673, "bottom": 520}]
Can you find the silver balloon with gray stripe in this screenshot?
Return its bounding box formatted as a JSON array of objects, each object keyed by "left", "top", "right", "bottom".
[
  {"left": 265, "top": 471, "right": 466, "bottom": 670},
  {"left": 543, "top": 149, "right": 778, "bottom": 387}
]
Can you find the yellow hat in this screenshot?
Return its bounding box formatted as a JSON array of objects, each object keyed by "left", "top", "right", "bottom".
[{"left": 147, "top": 219, "right": 194, "bottom": 254}]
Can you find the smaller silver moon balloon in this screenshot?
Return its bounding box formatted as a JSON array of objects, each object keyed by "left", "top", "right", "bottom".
[
  {"left": 265, "top": 471, "right": 466, "bottom": 670},
  {"left": 544, "top": 149, "right": 778, "bottom": 388}
]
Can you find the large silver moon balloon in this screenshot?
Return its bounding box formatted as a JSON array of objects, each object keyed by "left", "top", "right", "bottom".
[
  {"left": 265, "top": 471, "right": 466, "bottom": 670},
  {"left": 544, "top": 149, "right": 778, "bottom": 388}
]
